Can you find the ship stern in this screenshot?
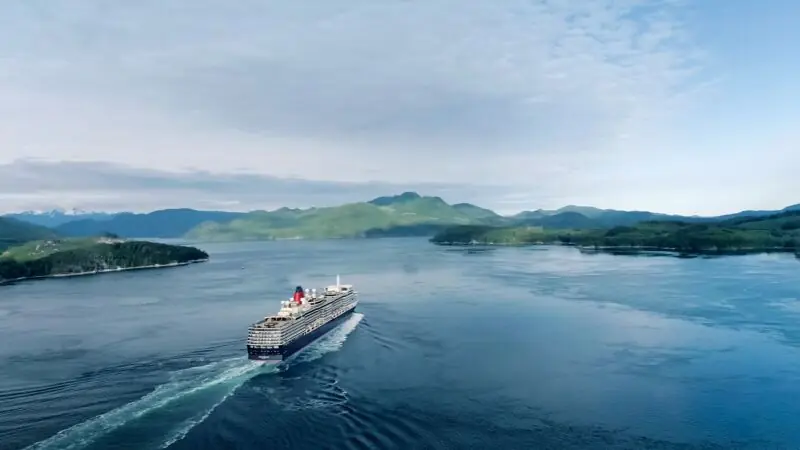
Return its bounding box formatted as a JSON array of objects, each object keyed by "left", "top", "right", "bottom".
[{"left": 247, "top": 346, "right": 284, "bottom": 363}]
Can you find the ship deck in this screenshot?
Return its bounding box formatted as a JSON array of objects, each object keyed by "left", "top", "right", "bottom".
[
  {"left": 252, "top": 316, "right": 292, "bottom": 329},
  {"left": 250, "top": 284, "right": 356, "bottom": 332}
]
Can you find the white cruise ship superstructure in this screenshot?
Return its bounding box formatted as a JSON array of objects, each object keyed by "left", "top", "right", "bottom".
[{"left": 246, "top": 276, "right": 358, "bottom": 363}]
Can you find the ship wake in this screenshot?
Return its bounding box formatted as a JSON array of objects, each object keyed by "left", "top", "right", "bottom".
[
  {"left": 290, "top": 312, "right": 364, "bottom": 365},
  {"left": 23, "top": 357, "right": 265, "bottom": 450},
  {"left": 24, "top": 312, "right": 364, "bottom": 450},
  {"left": 161, "top": 312, "right": 364, "bottom": 447}
]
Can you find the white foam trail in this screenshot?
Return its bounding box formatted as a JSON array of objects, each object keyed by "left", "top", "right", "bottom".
[
  {"left": 290, "top": 313, "right": 364, "bottom": 364},
  {"left": 160, "top": 312, "right": 365, "bottom": 447},
  {"left": 24, "top": 358, "right": 263, "bottom": 450},
  {"left": 157, "top": 388, "right": 237, "bottom": 449},
  {"left": 27, "top": 313, "right": 365, "bottom": 450}
]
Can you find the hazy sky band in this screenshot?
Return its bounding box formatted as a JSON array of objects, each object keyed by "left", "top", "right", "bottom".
[{"left": 1, "top": 1, "right": 797, "bottom": 214}]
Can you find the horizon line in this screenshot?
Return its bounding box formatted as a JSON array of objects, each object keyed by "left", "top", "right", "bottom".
[{"left": 2, "top": 196, "right": 796, "bottom": 219}]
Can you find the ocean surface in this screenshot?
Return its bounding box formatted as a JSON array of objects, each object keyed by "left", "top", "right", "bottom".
[{"left": 2, "top": 238, "right": 800, "bottom": 450}]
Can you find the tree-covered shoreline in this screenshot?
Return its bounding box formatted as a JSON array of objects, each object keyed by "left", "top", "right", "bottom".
[
  {"left": 430, "top": 211, "right": 800, "bottom": 256},
  {"left": 0, "top": 240, "right": 209, "bottom": 284}
]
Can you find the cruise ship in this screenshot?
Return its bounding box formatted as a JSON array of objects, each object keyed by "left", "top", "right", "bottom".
[{"left": 246, "top": 276, "right": 358, "bottom": 363}]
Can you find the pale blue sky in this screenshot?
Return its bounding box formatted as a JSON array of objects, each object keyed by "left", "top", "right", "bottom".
[{"left": 0, "top": 1, "right": 797, "bottom": 214}]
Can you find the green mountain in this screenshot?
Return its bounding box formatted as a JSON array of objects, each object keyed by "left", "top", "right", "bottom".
[
  {"left": 512, "top": 206, "right": 689, "bottom": 226},
  {"left": 368, "top": 191, "right": 425, "bottom": 206},
  {"left": 550, "top": 205, "right": 608, "bottom": 218},
  {"left": 713, "top": 203, "right": 800, "bottom": 221},
  {"left": 510, "top": 203, "right": 800, "bottom": 229},
  {"left": 9, "top": 196, "right": 800, "bottom": 244},
  {"left": 510, "top": 210, "right": 669, "bottom": 230},
  {"left": 0, "top": 217, "right": 59, "bottom": 252},
  {"left": 55, "top": 209, "right": 245, "bottom": 238},
  {"left": 534, "top": 212, "right": 601, "bottom": 229},
  {"left": 186, "top": 192, "right": 502, "bottom": 241},
  {"left": 431, "top": 210, "right": 800, "bottom": 255},
  {"left": 452, "top": 202, "right": 501, "bottom": 220}
]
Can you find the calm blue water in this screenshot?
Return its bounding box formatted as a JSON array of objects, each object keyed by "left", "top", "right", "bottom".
[{"left": 2, "top": 238, "right": 800, "bottom": 449}]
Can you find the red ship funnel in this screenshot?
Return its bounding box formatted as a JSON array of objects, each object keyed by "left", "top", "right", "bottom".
[{"left": 293, "top": 286, "right": 305, "bottom": 305}]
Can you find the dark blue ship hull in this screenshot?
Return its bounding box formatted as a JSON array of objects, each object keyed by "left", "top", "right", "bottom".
[{"left": 247, "top": 306, "right": 356, "bottom": 363}]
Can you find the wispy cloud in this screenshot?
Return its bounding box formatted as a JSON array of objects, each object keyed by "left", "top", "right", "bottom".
[
  {"left": 0, "top": 159, "right": 519, "bottom": 213},
  {"left": 0, "top": 1, "right": 794, "bottom": 214}
]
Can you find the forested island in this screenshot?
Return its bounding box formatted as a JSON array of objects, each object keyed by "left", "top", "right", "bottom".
[
  {"left": 430, "top": 210, "right": 800, "bottom": 256},
  {"left": 0, "top": 219, "right": 209, "bottom": 284}
]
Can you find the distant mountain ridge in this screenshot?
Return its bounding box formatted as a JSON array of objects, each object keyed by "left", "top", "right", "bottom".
[
  {"left": 368, "top": 191, "right": 426, "bottom": 206},
  {"left": 4, "top": 209, "right": 117, "bottom": 228},
  {"left": 713, "top": 204, "right": 800, "bottom": 220},
  {"left": 510, "top": 203, "right": 800, "bottom": 229},
  {"left": 186, "top": 192, "right": 503, "bottom": 241},
  {"left": 4, "top": 195, "right": 800, "bottom": 240},
  {"left": 431, "top": 209, "right": 800, "bottom": 256},
  {"left": 54, "top": 209, "right": 245, "bottom": 238},
  {"left": 0, "top": 217, "right": 59, "bottom": 252}
]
